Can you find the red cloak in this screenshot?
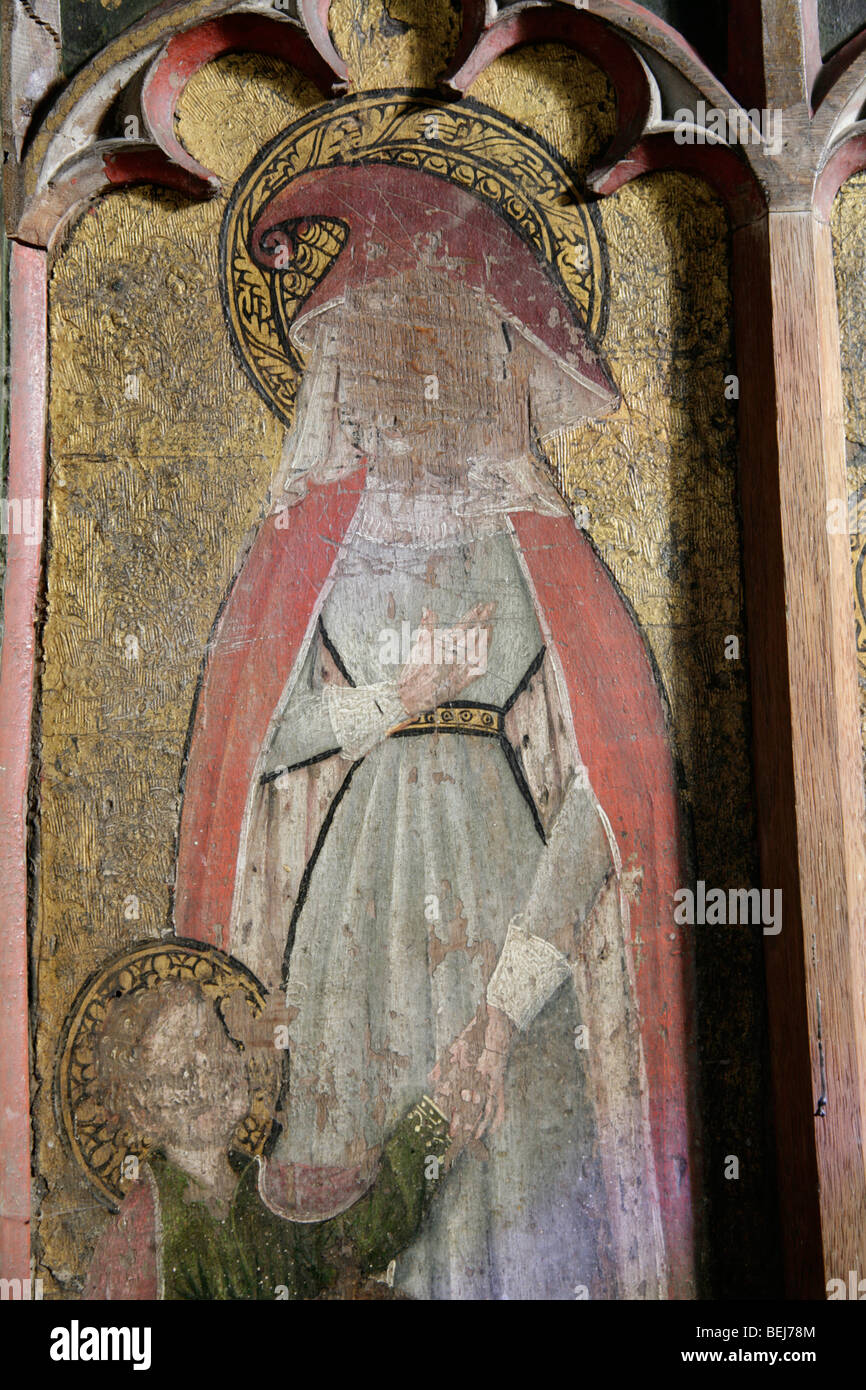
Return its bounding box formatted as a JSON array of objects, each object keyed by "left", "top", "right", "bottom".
[{"left": 174, "top": 467, "right": 697, "bottom": 1296}]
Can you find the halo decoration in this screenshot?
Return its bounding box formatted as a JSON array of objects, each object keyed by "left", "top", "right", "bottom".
[
  {"left": 56, "top": 938, "right": 278, "bottom": 1210},
  {"left": 220, "top": 89, "right": 610, "bottom": 429}
]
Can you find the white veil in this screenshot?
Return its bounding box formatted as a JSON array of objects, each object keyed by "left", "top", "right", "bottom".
[{"left": 269, "top": 284, "right": 618, "bottom": 523}]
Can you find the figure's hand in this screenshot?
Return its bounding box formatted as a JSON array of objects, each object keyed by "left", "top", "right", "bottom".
[
  {"left": 429, "top": 1005, "right": 516, "bottom": 1161},
  {"left": 397, "top": 603, "right": 496, "bottom": 718}
]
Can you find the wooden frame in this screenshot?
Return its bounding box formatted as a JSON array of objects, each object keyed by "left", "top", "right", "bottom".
[{"left": 3, "top": 0, "right": 866, "bottom": 1299}]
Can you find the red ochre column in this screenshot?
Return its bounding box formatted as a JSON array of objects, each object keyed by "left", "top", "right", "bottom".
[{"left": 0, "top": 243, "right": 47, "bottom": 1281}]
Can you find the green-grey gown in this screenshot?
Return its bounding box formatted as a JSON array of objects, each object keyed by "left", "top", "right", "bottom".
[{"left": 237, "top": 519, "right": 616, "bottom": 1299}]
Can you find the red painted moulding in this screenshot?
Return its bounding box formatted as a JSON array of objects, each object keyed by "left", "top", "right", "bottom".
[
  {"left": 0, "top": 244, "right": 47, "bottom": 1283},
  {"left": 811, "top": 24, "right": 866, "bottom": 118},
  {"left": 442, "top": 5, "right": 652, "bottom": 170},
  {"left": 815, "top": 131, "right": 866, "bottom": 220},
  {"left": 436, "top": 1, "right": 768, "bottom": 225},
  {"left": 591, "top": 131, "right": 767, "bottom": 228},
  {"left": 142, "top": 14, "right": 341, "bottom": 185},
  {"left": 298, "top": 0, "right": 348, "bottom": 83},
  {"left": 102, "top": 144, "right": 216, "bottom": 195},
  {"left": 18, "top": 144, "right": 215, "bottom": 248},
  {"left": 444, "top": 0, "right": 490, "bottom": 87}
]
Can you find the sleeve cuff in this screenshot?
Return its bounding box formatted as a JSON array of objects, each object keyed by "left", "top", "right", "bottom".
[
  {"left": 326, "top": 683, "right": 407, "bottom": 760},
  {"left": 487, "top": 917, "right": 572, "bottom": 1030}
]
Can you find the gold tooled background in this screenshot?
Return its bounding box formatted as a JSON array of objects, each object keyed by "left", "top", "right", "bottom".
[
  {"left": 35, "top": 12, "right": 772, "bottom": 1295},
  {"left": 831, "top": 171, "right": 866, "bottom": 773}
]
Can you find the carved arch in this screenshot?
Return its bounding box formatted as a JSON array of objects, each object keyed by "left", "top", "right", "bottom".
[{"left": 4, "top": 0, "right": 866, "bottom": 1302}]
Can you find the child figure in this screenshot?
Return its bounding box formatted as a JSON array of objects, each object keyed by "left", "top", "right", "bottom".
[{"left": 85, "top": 977, "right": 449, "bottom": 1299}]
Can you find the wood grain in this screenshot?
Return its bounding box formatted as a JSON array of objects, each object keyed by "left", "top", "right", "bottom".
[{"left": 734, "top": 208, "right": 866, "bottom": 1297}]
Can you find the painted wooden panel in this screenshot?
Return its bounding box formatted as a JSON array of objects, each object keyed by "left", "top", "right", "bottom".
[{"left": 17, "top": 11, "right": 778, "bottom": 1298}]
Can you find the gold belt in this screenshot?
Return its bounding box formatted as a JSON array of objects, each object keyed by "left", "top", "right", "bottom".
[{"left": 389, "top": 704, "right": 504, "bottom": 738}]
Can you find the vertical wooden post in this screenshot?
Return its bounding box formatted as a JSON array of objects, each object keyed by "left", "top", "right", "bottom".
[
  {"left": 732, "top": 0, "right": 866, "bottom": 1297},
  {"left": 0, "top": 243, "right": 47, "bottom": 1281}
]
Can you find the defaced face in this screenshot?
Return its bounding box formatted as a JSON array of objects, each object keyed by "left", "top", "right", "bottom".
[
  {"left": 325, "top": 272, "right": 533, "bottom": 480},
  {"left": 124, "top": 988, "right": 250, "bottom": 1156}
]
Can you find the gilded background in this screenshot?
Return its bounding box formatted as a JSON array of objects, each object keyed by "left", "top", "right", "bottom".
[
  {"left": 34, "top": 19, "right": 775, "bottom": 1295},
  {"left": 831, "top": 172, "right": 866, "bottom": 776}
]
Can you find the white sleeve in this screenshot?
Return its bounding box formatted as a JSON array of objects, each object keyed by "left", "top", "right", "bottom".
[
  {"left": 486, "top": 765, "right": 615, "bottom": 1030},
  {"left": 486, "top": 916, "right": 571, "bottom": 1030},
  {"left": 326, "top": 683, "right": 407, "bottom": 760}
]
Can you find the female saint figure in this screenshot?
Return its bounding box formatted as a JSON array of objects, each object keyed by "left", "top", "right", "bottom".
[{"left": 175, "top": 163, "right": 693, "bottom": 1300}]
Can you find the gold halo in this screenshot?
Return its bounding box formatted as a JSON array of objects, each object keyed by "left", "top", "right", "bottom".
[
  {"left": 220, "top": 89, "right": 610, "bottom": 429},
  {"left": 56, "top": 938, "right": 277, "bottom": 1210}
]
